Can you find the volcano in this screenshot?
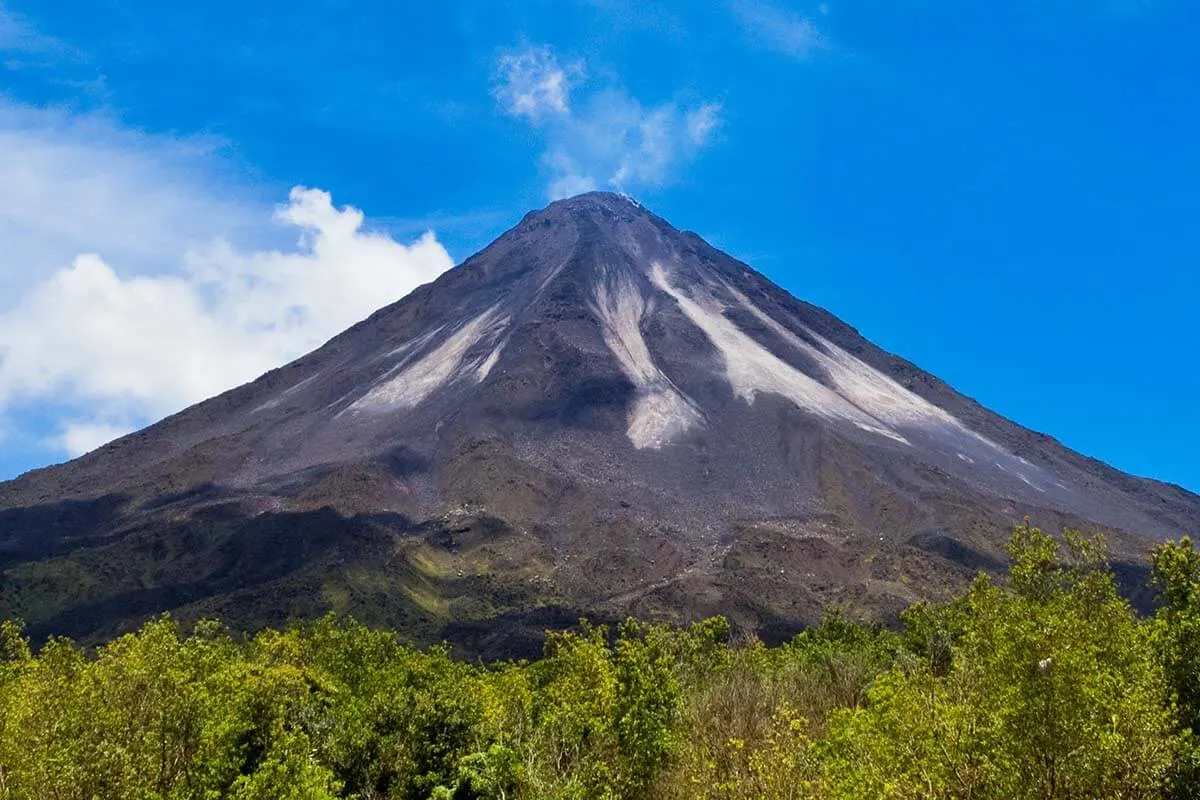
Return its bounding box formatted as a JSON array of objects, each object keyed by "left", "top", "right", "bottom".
[{"left": 2, "top": 192, "right": 1197, "bottom": 656}]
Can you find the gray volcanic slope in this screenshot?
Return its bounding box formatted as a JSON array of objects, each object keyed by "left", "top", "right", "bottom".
[{"left": 2, "top": 192, "right": 1197, "bottom": 656}]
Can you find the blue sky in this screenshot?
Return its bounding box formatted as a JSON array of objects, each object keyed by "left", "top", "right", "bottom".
[{"left": 0, "top": 1, "right": 1197, "bottom": 494}]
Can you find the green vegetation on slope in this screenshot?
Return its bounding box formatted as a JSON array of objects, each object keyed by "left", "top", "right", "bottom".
[{"left": 3, "top": 523, "right": 1200, "bottom": 799}]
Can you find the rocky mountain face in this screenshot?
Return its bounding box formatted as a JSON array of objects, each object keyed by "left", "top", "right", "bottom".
[{"left": 2, "top": 192, "right": 1197, "bottom": 656}]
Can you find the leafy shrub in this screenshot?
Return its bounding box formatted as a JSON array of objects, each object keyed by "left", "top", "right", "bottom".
[{"left": 0, "top": 524, "right": 1194, "bottom": 799}]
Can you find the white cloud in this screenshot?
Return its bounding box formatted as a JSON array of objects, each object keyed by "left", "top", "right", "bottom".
[
  {"left": 492, "top": 45, "right": 580, "bottom": 121},
  {"left": 730, "top": 0, "right": 825, "bottom": 59},
  {"left": 0, "top": 103, "right": 456, "bottom": 460},
  {"left": 0, "top": 101, "right": 263, "bottom": 299},
  {"left": 606, "top": 98, "right": 723, "bottom": 188},
  {"left": 0, "top": 186, "right": 453, "bottom": 455},
  {"left": 0, "top": 94, "right": 459, "bottom": 458},
  {"left": 545, "top": 158, "right": 598, "bottom": 200},
  {"left": 56, "top": 421, "right": 135, "bottom": 457},
  {"left": 495, "top": 45, "right": 722, "bottom": 199}
]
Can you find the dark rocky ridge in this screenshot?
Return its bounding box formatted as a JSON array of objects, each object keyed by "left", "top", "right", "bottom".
[{"left": 2, "top": 192, "right": 1196, "bottom": 656}]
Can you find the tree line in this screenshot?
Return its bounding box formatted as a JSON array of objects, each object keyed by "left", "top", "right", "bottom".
[{"left": 3, "top": 523, "right": 1200, "bottom": 799}]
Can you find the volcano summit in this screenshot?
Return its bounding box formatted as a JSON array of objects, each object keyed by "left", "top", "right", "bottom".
[{"left": 2, "top": 192, "right": 1197, "bottom": 655}]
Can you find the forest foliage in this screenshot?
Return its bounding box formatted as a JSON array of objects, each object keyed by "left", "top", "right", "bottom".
[{"left": 3, "top": 523, "right": 1200, "bottom": 799}]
